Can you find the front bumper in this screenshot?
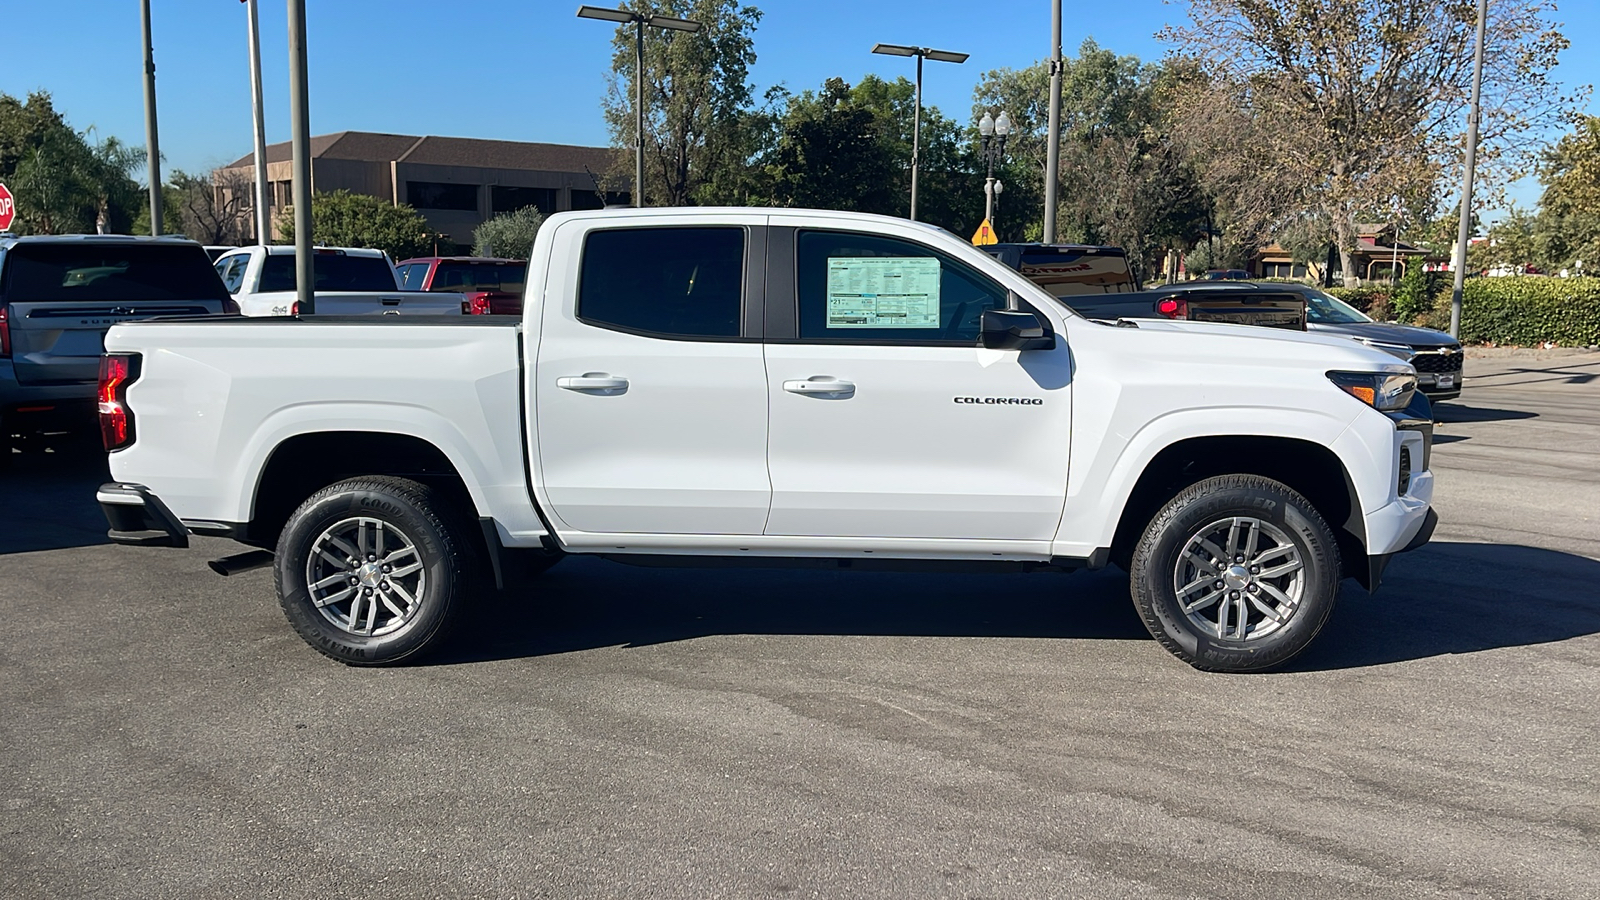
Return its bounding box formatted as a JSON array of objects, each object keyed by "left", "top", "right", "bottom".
[{"left": 97, "top": 482, "right": 190, "bottom": 548}]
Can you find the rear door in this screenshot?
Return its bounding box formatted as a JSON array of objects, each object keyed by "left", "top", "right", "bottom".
[
  {"left": 1, "top": 241, "right": 228, "bottom": 384},
  {"left": 533, "top": 216, "right": 771, "bottom": 535}
]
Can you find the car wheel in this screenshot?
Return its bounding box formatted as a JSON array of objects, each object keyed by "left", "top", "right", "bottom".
[
  {"left": 274, "top": 476, "right": 478, "bottom": 665},
  {"left": 1129, "top": 474, "right": 1341, "bottom": 673}
]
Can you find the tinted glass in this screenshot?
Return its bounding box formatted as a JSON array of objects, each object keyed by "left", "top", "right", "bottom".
[
  {"left": 432, "top": 262, "right": 526, "bottom": 293},
  {"left": 579, "top": 228, "right": 744, "bottom": 338},
  {"left": 797, "top": 231, "right": 1006, "bottom": 343},
  {"left": 1304, "top": 289, "right": 1372, "bottom": 324},
  {"left": 407, "top": 181, "right": 478, "bottom": 211},
  {"left": 491, "top": 185, "right": 557, "bottom": 215},
  {"left": 258, "top": 254, "right": 397, "bottom": 292},
  {"left": 1017, "top": 249, "right": 1134, "bottom": 296},
  {"left": 215, "top": 255, "right": 248, "bottom": 293},
  {"left": 5, "top": 243, "right": 231, "bottom": 302}
]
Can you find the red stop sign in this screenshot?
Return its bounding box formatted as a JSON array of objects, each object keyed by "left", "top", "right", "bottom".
[{"left": 0, "top": 182, "right": 15, "bottom": 231}]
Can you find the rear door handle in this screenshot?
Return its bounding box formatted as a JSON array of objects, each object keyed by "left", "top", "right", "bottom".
[
  {"left": 783, "top": 377, "right": 855, "bottom": 396},
  {"left": 557, "top": 374, "right": 629, "bottom": 392}
]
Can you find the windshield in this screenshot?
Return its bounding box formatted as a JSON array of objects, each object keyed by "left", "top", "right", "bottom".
[
  {"left": 1303, "top": 289, "right": 1373, "bottom": 325},
  {"left": 4, "top": 243, "right": 231, "bottom": 302},
  {"left": 430, "top": 262, "right": 526, "bottom": 293},
  {"left": 258, "top": 253, "right": 397, "bottom": 292}
]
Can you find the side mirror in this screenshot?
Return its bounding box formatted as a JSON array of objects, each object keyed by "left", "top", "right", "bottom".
[{"left": 980, "top": 309, "right": 1056, "bottom": 351}]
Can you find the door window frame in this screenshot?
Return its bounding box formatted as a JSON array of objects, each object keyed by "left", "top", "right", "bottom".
[
  {"left": 572, "top": 224, "right": 767, "bottom": 343},
  {"left": 763, "top": 226, "right": 1016, "bottom": 347}
]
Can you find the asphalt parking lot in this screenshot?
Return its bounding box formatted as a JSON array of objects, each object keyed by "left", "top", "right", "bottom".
[{"left": 2, "top": 353, "right": 1597, "bottom": 900}]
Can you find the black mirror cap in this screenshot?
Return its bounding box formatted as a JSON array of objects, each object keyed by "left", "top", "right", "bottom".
[{"left": 980, "top": 309, "right": 1057, "bottom": 351}]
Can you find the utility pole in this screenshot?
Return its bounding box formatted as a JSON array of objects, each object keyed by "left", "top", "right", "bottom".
[
  {"left": 871, "top": 43, "right": 969, "bottom": 221},
  {"left": 287, "top": 0, "right": 314, "bottom": 314},
  {"left": 1449, "top": 0, "right": 1489, "bottom": 339},
  {"left": 139, "top": 0, "right": 163, "bottom": 235},
  {"left": 1043, "top": 0, "right": 1062, "bottom": 243},
  {"left": 247, "top": 0, "right": 271, "bottom": 244},
  {"left": 577, "top": 6, "right": 704, "bottom": 208}
]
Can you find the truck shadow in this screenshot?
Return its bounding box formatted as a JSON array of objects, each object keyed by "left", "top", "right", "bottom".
[
  {"left": 437, "top": 540, "right": 1600, "bottom": 672},
  {"left": 0, "top": 437, "right": 111, "bottom": 555},
  {"left": 1433, "top": 404, "right": 1537, "bottom": 424}
]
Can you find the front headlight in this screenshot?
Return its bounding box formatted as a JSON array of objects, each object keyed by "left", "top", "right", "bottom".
[{"left": 1328, "top": 371, "right": 1417, "bottom": 411}]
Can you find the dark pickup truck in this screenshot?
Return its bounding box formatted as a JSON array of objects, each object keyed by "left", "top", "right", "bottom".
[
  {"left": 0, "top": 234, "right": 235, "bottom": 455},
  {"left": 985, "top": 244, "right": 1307, "bottom": 330}
]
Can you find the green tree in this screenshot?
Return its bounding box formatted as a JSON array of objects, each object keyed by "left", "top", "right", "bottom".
[
  {"left": 1, "top": 91, "right": 144, "bottom": 234},
  {"left": 601, "top": 0, "right": 762, "bottom": 206},
  {"left": 758, "top": 77, "right": 900, "bottom": 214},
  {"left": 473, "top": 205, "right": 545, "bottom": 258},
  {"left": 1534, "top": 115, "right": 1600, "bottom": 274},
  {"left": 277, "top": 190, "right": 446, "bottom": 260},
  {"left": 1164, "top": 0, "right": 1579, "bottom": 286},
  {"left": 1468, "top": 206, "right": 1539, "bottom": 273},
  {"left": 973, "top": 42, "right": 1209, "bottom": 281}
]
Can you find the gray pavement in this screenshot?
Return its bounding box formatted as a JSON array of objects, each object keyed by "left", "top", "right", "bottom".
[{"left": 2, "top": 354, "right": 1597, "bottom": 900}]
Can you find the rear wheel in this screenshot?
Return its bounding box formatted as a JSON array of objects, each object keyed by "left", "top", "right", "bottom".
[
  {"left": 274, "top": 476, "right": 477, "bottom": 665},
  {"left": 1129, "top": 475, "right": 1341, "bottom": 673}
]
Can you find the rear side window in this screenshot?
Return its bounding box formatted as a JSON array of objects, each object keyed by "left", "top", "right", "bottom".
[
  {"left": 578, "top": 228, "right": 744, "bottom": 338},
  {"left": 258, "top": 253, "right": 397, "bottom": 292},
  {"left": 432, "top": 262, "right": 526, "bottom": 293},
  {"left": 3, "top": 243, "right": 231, "bottom": 302}
]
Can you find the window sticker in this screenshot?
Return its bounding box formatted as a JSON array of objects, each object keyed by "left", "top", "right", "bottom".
[{"left": 825, "top": 257, "right": 941, "bottom": 328}]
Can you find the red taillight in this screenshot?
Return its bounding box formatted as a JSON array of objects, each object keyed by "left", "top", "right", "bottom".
[
  {"left": 0, "top": 305, "right": 10, "bottom": 357},
  {"left": 290, "top": 300, "right": 300, "bottom": 317},
  {"left": 465, "top": 293, "right": 493, "bottom": 315},
  {"left": 1156, "top": 297, "right": 1187, "bottom": 319},
  {"left": 99, "top": 354, "right": 140, "bottom": 451}
]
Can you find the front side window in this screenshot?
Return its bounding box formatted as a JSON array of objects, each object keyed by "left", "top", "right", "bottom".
[
  {"left": 578, "top": 227, "right": 744, "bottom": 339},
  {"left": 797, "top": 231, "right": 1007, "bottom": 343}
]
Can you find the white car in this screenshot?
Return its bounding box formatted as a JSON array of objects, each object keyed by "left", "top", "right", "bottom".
[
  {"left": 98, "top": 208, "right": 1435, "bottom": 673},
  {"left": 212, "top": 245, "right": 463, "bottom": 316}
]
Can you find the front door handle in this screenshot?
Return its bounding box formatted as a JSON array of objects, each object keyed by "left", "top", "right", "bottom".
[
  {"left": 783, "top": 377, "right": 855, "bottom": 397},
  {"left": 557, "top": 373, "right": 629, "bottom": 392}
]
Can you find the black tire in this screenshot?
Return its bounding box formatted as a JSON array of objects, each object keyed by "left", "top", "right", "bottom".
[
  {"left": 274, "top": 476, "right": 478, "bottom": 665},
  {"left": 1129, "top": 474, "right": 1341, "bottom": 673}
]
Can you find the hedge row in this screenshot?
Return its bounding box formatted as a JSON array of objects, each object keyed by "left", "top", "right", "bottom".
[{"left": 1327, "top": 276, "right": 1600, "bottom": 347}]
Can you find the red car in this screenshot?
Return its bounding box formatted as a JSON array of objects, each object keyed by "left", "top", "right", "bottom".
[{"left": 395, "top": 256, "right": 526, "bottom": 315}]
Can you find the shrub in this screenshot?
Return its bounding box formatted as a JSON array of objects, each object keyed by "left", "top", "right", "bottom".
[
  {"left": 474, "top": 206, "right": 544, "bottom": 259},
  {"left": 1450, "top": 276, "right": 1600, "bottom": 346}
]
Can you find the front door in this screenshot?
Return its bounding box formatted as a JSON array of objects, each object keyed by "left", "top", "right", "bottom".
[
  {"left": 533, "top": 218, "right": 771, "bottom": 535},
  {"left": 763, "top": 225, "right": 1073, "bottom": 541}
]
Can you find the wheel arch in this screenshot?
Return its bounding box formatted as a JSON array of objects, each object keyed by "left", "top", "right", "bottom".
[
  {"left": 1108, "top": 435, "right": 1369, "bottom": 586},
  {"left": 244, "top": 431, "right": 478, "bottom": 549}
]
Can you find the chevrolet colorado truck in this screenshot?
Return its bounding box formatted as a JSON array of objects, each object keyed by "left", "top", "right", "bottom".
[
  {"left": 212, "top": 245, "right": 463, "bottom": 317},
  {"left": 96, "top": 208, "right": 1436, "bottom": 673}
]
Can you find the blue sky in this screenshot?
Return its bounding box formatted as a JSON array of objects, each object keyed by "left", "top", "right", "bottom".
[{"left": 3, "top": 0, "right": 1595, "bottom": 216}]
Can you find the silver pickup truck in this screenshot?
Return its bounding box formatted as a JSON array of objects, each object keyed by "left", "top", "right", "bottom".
[{"left": 0, "top": 234, "right": 236, "bottom": 457}]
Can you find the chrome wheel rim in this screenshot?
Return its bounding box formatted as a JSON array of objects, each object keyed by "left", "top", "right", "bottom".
[
  {"left": 1172, "top": 516, "right": 1305, "bottom": 642},
  {"left": 305, "top": 517, "right": 426, "bottom": 637}
]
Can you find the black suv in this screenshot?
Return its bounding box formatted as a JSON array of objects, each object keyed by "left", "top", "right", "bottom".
[{"left": 0, "top": 234, "right": 237, "bottom": 453}]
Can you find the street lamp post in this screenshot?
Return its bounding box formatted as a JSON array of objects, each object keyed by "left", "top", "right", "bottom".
[
  {"left": 871, "top": 43, "right": 969, "bottom": 221},
  {"left": 1449, "top": 0, "right": 1489, "bottom": 338},
  {"left": 139, "top": 0, "right": 162, "bottom": 235},
  {"left": 577, "top": 5, "right": 703, "bottom": 209},
  {"left": 978, "top": 110, "right": 1011, "bottom": 229},
  {"left": 246, "top": 0, "right": 270, "bottom": 244}
]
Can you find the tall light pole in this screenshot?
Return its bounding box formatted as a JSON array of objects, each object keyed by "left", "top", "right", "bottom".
[
  {"left": 577, "top": 5, "right": 703, "bottom": 208},
  {"left": 139, "top": 0, "right": 162, "bottom": 235},
  {"left": 1449, "top": 0, "right": 1489, "bottom": 339},
  {"left": 871, "top": 43, "right": 969, "bottom": 221},
  {"left": 287, "top": 0, "right": 314, "bottom": 314},
  {"left": 246, "top": 0, "right": 270, "bottom": 244},
  {"left": 1043, "top": 0, "right": 1063, "bottom": 243},
  {"left": 978, "top": 110, "right": 1011, "bottom": 228}
]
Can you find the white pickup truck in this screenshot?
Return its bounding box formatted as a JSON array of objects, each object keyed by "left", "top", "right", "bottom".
[
  {"left": 211, "top": 245, "right": 463, "bottom": 316},
  {"left": 97, "top": 208, "right": 1436, "bottom": 673}
]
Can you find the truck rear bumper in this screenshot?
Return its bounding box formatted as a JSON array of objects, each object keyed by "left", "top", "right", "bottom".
[{"left": 97, "top": 482, "right": 190, "bottom": 548}]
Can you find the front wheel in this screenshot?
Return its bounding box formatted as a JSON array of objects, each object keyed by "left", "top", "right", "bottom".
[
  {"left": 1130, "top": 475, "right": 1341, "bottom": 673},
  {"left": 274, "top": 476, "right": 477, "bottom": 665}
]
